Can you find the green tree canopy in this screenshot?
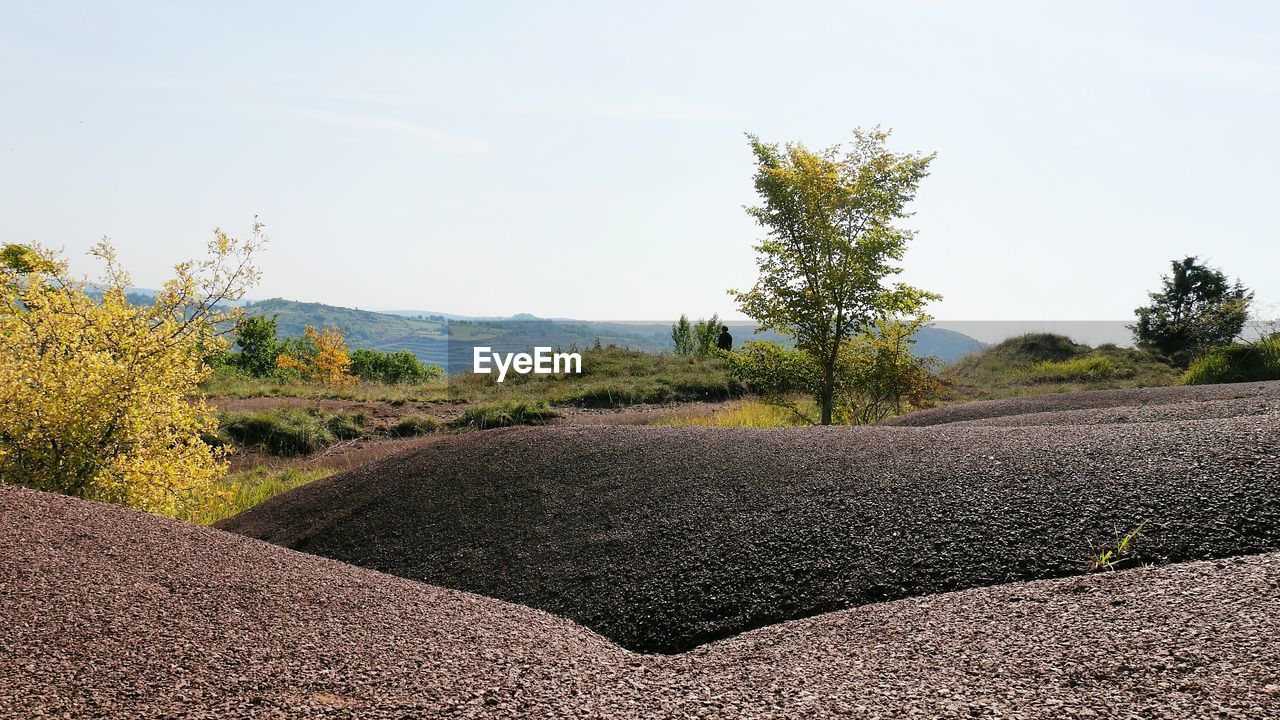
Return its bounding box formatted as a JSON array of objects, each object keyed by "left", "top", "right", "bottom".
[
  {"left": 232, "top": 314, "right": 282, "bottom": 377},
  {"left": 671, "top": 313, "right": 722, "bottom": 357},
  {"left": 730, "top": 128, "right": 938, "bottom": 424},
  {"left": 1130, "top": 257, "right": 1251, "bottom": 368},
  {"left": 671, "top": 314, "right": 694, "bottom": 355}
]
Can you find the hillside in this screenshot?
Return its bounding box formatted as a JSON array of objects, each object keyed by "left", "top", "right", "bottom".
[
  {"left": 7, "top": 483, "right": 1279, "bottom": 717},
  {"left": 244, "top": 298, "right": 452, "bottom": 366},
  {"left": 242, "top": 298, "right": 986, "bottom": 371},
  {"left": 220, "top": 382, "right": 1280, "bottom": 654},
  {"left": 244, "top": 299, "right": 675, "bottom": 370},
  {"left": 944, "top": 332, "right": 1179, "bottom": 400}
]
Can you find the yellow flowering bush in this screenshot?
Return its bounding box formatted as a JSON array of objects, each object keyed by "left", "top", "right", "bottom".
[
  {"left": 0, "top": 223, "right": 264, "bottom": 519},
  {"left": 274, "top": 325, "right": 356, "bottom": 388}
]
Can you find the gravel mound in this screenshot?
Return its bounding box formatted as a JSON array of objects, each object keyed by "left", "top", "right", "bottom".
[
  {"left": 883, "top": 380, "right": 1280, "bottom": 426},
  {"left": 221, "top": 385, "right": 1280, "bottom": 653},
  {"left": 5, "top": 484, "right": 1279, "bottom": 719},
  {"left": 944, "top": 393, "right": 1280, "bottom": 428}
]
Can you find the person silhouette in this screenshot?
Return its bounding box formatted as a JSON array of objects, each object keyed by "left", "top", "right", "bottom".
[{"left": 716, "top": 325, "right": 733, "bottom": 352}]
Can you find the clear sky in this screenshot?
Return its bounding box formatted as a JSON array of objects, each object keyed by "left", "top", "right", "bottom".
[{"left": 2, "top": 1, "right": 1277, "bottom": 321}]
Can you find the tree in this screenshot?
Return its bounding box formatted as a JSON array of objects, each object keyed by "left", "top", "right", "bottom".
[
  {"left": 671, "top": 314, "right": 722, "bottom": 356},
  {"left": 275, "top": 325, "right": 356, "bottom": 387},
  {"left": 1130, "top": 257, "right": 1252, "bottom": 368},
  {"left": 671, "top": 314, "right": 695, "bottom": 355},
  {"left": 692, "top": 314, "right": 721, "bottom": 356},
  {"left": 232, "top": 314, "right": 282, "bottom": 377},
  {"left": 730, "top": 128, "right": 939, "bottom": 424},
  {"left": 0, "top": 222, "right": 265, "bottom": 518}
]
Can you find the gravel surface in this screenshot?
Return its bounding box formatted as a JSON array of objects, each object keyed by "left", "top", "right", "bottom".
[
  {"left": 222, "top": 385, "right": 1280, "bottom": 653},
  {"left": 883, "top": 381, "right": 1280, "bottom": 426},
  {"left": 4, "top": 484, "right": 1279, "bottom": 719}
]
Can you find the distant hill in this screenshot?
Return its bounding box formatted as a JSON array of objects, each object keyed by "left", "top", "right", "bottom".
[
  {"left": 583, "top": 321, "right": 983, "bottom": 365},
  {"left": 242, "top": 300, "right": 670, "bottom": 370},
  {"left": 243, "top": 299, "right": 452, "bottom": 367},
  {"left": 241, "top": 299, "right": 986, "bottom": 373}
]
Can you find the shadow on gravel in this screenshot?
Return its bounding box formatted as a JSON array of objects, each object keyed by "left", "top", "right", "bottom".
[{"left": 219, "top": 383, "right": 1280, "bottom": 654}]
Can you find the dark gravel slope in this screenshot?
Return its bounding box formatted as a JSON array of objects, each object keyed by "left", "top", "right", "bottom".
[
  {"left": 222, "top": 389, "right": 1280, "bottom": 653},
  {"left": 884, "top": 380, "right": 1280, "bottom": 426},
  {"left": 1, "top": 485, "right": 630, "bottom": 719},
  {"left": 5, "top": 485, "right": 1279, "bottom": 719},
  {"left": 946, "top": 392, "right": 1280, "bottom": 428}
]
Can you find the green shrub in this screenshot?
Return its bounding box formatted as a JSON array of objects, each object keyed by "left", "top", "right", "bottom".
[
  {"left": 1027, "top": 355, "right": 1134, "bottom": 383},
  {"left": 1183, "top": 339, "right": 1280, "bottom": 385},
  {"left": 231, "top": 315, "right": 284, "bottom": 377},
  {"left": 723, "top": 341, "right": 813, "bottom": 396},
  {"left": 325, "top": 412, "right": 365, "bottom": 440},
  {"left": 723, "top": 319, "right": 944, "bottom": 425},
  {"left": 218, "top": 408, "right": 364, "bottom": 456},
  {"left": 390, "top": 414, "right": 440, "bottom": 437},
  {"left": 452, "top": 401, "right": 558, "bottom": 430},
  {"left": 349, "top": 348, "right": 442, "bottom": 384},
  {"left": 993, "top": 333, "right": 1084, "bottom": 363}
]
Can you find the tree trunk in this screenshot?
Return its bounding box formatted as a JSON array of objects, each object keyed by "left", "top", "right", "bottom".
[{"left": 820, "top": 364, "right": 835, "bottom": 425}]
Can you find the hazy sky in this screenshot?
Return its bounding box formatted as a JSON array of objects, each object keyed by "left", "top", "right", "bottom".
[{"left": 2, "top": 1, "right": 1277, "bottom": 320}]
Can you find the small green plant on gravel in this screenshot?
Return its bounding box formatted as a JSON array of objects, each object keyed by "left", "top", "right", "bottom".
[
  {"left": 218, "top": 408, "right": 365, "bottom": 456},
  {"left": 390, "top": 414, "right": 441, "bottom": 437},
  {"left": 451, "top": 400, "right": 558, "bottom": 430},
  {"left": 1087, "top": 522, "right": 1146, "bottom": 572}
]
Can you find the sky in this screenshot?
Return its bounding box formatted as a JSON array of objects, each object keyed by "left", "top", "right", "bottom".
[{"left": 2, "top": 1, "right": 1278, "bottom": 321}]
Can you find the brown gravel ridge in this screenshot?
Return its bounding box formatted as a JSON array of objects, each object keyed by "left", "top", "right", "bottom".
[{"left": 3, "top": 484, "right": 1279, "bottom": 718}]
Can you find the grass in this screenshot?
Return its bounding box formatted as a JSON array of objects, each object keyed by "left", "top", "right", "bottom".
[
  {"left": 389, "top": 414, "right": 441, "bottom": 437},
  {"left": 656, "top": 398, "right": 816, "bottom": 428},
  {"left": 203, "top": 347, "right": 743, "bottom": 411},
  {"left": 451, "top": 400, "right": 559, "bottom": 430},
  {"left": 203, "top": 366, "right": 450, "bottom": 403},
  {"left": 946, "top": 334, "right": 1178, "bottom": 401},
  {"left": 1026, "top": 355, "right": 1134, "bottom": 383},
  {"left": 446, "top": 346, "right": 743, "bottom": 408},
  {"left": 218, "top": 408, "right": 367, "bottom": 456},
  {"left": 1087, "top": 522, "right": 1147, "bottom": 572},
  {"left": 192, "top": 466, "right": 335, "bottom": 525}
]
